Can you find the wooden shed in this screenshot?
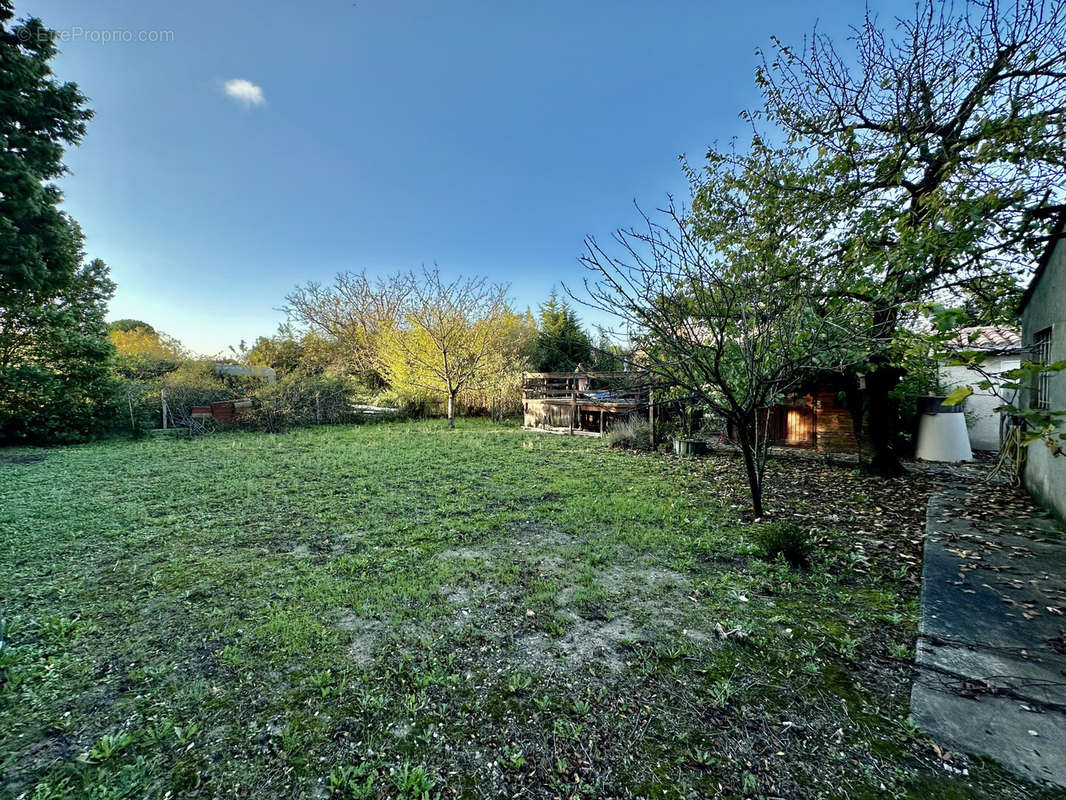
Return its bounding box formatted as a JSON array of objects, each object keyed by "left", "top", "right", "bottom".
[
  {"left": 763, "top": 378, "right": 859, "bottom": 453},
  {"left": 721, "top": 376, "right": 858, "bottom": 453}
]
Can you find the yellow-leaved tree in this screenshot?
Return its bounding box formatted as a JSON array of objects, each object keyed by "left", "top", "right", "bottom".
[
  {"left": 378, "top": 270, "right": 527, "bottom": 427},
  {"left": 462, "top": 307, "right": 537, "bottom": 418},
  {"left": 108, "top": 320, "right": 185, "bottom": 379}
]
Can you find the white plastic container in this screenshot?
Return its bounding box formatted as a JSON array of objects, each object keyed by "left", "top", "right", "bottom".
[{"left": 915, "top": 396, "right": 973, "bottom": 463}]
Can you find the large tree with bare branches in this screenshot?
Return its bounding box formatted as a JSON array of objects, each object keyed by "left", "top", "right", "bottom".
[
  {"left": 283, "top": 270, "right": 412, "bottom": 385},
  {"left": 751, "top": 0, "right": 1066, "bottom": 472},
  {"left": 579, "top": 147, "right": 866, "bottom": 516}
]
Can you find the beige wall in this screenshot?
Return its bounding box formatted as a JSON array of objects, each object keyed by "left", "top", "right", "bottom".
[
  {"left": 1021, "top": 237, "right": 1066, "bottom": 520},
  {"left": 940, "top": 356, "right": 1020, "bottom": 451}
]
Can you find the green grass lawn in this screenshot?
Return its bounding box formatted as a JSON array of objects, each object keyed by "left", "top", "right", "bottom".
[{"left": 0, "top": 420, "right": 1055, "bottom": 799}]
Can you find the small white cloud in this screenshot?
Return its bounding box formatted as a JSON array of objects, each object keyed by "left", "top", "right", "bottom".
[{"left": 223, "top": 78, "right": 265, "bottom": 108}]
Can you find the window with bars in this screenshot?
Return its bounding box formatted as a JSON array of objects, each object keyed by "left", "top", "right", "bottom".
[{"left": 1031, "top": 327, "right": 1052, "bottom": 410}]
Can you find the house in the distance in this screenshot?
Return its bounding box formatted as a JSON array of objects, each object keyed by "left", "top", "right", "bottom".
[
  {"left": 940, "top": 326, "right": 1022, "bottom": 452},
  {"left": 1019, "top": 212, "right": 1066, "bottom": 519},
  {"left": 214, "top": 363, "right": 277, "bottom": 384}
]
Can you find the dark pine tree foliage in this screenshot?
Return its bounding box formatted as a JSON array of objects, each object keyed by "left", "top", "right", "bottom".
[
  {"left": 530, "top": 292, "right": 593, "bottom": 372},
  {"left": 0, "top": 4, "right": 115, "bottom": 442}
]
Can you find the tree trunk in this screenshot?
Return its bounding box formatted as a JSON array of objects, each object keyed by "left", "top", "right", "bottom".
[
  {"left": 736, "top": 424, "right": 765, "bottom": 518},
  {"left": 864, "top": 360, "right": 907, "bottom": 476},
  {"left": 844, "top": 375, "right": 864, "bottom": 467},
  {"left": 447, "top": 391, "right": 456, "bottom": 429}
]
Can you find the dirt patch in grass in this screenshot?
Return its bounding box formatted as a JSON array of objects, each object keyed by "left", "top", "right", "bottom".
[
  {"left": 335, "top": 612, "right": 386, "bottom": 664},
  {"left": 437, "top": 525, "right": 574, "bottom": 566},
  {"left": 508, "top": 524, "right": 576, "bottom": 551},
  {"left": 436, "top": 546, "right": 492, "bottom": 562},
  {"left": 508, "top": 618, "right": 640, "bottom": 674},
  {"left": 439, "top": 585, "right": 472, "bottom": 606},
  {"left": 0, "top": 452, "right": 46, "bottom": 467},
  {"left": 553, "top": 615, "right": 641, "bottom": 671},
  {"left": 593, "top": 565, "right": 689, "bottom": 605}
]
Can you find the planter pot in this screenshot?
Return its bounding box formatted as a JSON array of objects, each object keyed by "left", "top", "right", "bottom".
[
  {"left": 915, "top": 395, "right": 972, "bottom": 462},
  {"left": 673, "top": 438, "right": 707, "bottom": 456},
  {"left": 917, "top": 394, "right": 964, "bottom": 415}
]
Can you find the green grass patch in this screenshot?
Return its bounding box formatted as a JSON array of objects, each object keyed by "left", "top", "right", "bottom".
[{"left": 0, "top": 420, "right": 1055, "bottom": 799}]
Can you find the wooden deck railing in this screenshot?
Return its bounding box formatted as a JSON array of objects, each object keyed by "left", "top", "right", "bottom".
[{"left": 521, "top": 371, "right": 651, "bottom": 404}]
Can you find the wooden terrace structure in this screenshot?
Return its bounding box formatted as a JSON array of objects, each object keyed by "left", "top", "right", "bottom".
[
  {"left": 521, "top": 371, "right": 653, "bottom": 436},
  {"left": 522, "top": 370, "right": 858, "bottom": 454}
]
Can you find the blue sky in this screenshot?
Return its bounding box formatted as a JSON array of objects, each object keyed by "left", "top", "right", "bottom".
[{"left": 21, "top": 0, "right": 902, "bottom": 355}]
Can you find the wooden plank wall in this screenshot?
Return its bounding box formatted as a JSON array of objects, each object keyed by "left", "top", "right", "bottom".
[
  {"left": 523, "top": 401, "right": 573, "bottom": 429},
  {"left": 781, "top": 405, "right": 814, "bottom": 445},
  {"left": 812, "top": 390, "right": 858, "bottom": 453},
  {"left": 524, "top": 400, "right": 630, "bottom": 433}
]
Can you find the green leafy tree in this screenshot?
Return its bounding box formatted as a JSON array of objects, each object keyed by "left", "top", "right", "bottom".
[
  {"left": 109, "top": 322, "right": 185, "bottom": 380},
  {"left": 245, "top": 326, "right": 336, "bottom": 378},
  {"left": 589, "top": 334, "right": 627, "bottom": 372},
  {"left": 753, "top": 0, "right": 1066, "bottom": 472},
  {"left": 247, "top": 328, "right": 304, "bottom": 377},
  {"left": 108, "top": 319, "right": 155, "bottom": 334},
  {"left": 530, "top": 291, "right": 592, "bottom": 372},
  {"left": 0, "top": 5, "right": 93, "bottom": 299},
  {"left": 0, "top": 6, "right": 112, "bottom": 442},
  {"left": 0, "top": 253, "right": 116, "bottom": 441}
]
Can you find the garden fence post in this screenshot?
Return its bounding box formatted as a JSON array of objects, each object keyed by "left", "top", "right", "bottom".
[
  {"left": 570, "top": 378, "right": 575, "bottom": 435},
  {"left": 648, "top": 388, "right": 655, "bottom": 449}
]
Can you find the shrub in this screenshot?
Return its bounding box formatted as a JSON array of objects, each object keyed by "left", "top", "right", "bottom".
[
  {"left": 244, "top": 375, "right": 361, "bottom": 431},
  {"left": 371, "top": 388, "right": 436, "bottom": 420},
  {"left": 458, "top": 373, "right": 524, "bottom": 421},
  {"left": 107, "top": 361, "right": 268, "bottom": 436},
  {"left": 752, "top": 522, "right": 811, "bottom": 568},
  {"left": 607, "top": 417, "right": 653, "bottom": 451},
  {"left": 0, "top": 361, "right": 119, "bottom": 444},
  {"left": 110, "top": 379, "right": 160, "bottom": 435}
]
